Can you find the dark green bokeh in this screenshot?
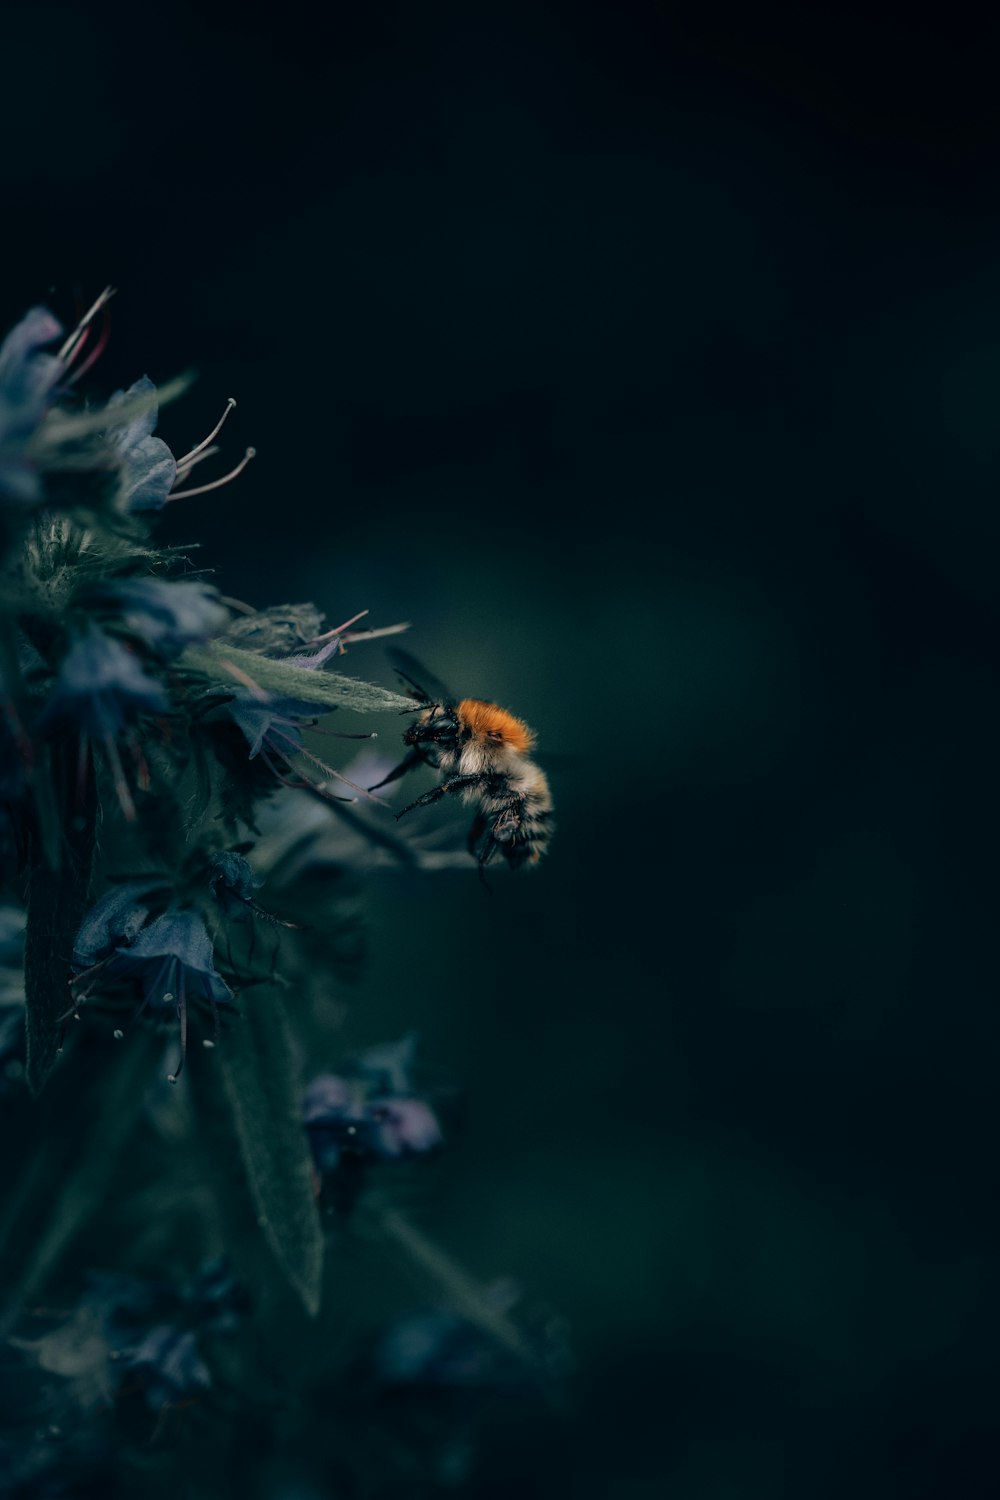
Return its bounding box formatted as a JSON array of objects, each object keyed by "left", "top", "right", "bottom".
[{"left": 4, "top": 6, "right": 1000, "bottom": 1495}]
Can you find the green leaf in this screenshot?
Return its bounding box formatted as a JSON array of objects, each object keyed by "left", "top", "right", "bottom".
[
  {"left": 213, "top": 988, "right": 324, "bottom": 1317},
  {"left": 181, "top": 644, "right": 415, "bottom": 714}
]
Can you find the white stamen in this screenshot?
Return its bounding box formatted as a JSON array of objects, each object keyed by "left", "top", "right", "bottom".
[
  {"left": 168, "top": 447, "right": 255, "bottom": 501},
  {"left": 175, "top": 397, "right": 237, "bottom": 472},
  {"left": 173, "top": 443, "right": 220, "bottom": 478}
]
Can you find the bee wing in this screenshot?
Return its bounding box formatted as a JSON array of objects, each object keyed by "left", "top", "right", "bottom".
[{"left": 386, "top": 647, "right": 457, "bottom": 708}]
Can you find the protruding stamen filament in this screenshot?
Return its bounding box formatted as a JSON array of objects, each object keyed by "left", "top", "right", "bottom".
[
  {"left": 175, "top": 398, "right": 237, "bottom": 475},
  {"left": 58, "top": 286, "right": 116, "bottom": 365},
  {"left": 268, "top": 725, "right": 386, "bottom": 802},
  {"left": 307, "top": 612, "right": 411, "bottom": 650},
  {"left": 340, "top": 621, "right": 411, "bottom": 645},
  {"left": 309, "top": 609, "right": 369, "bottom": 644},
  {"left": 66, "top": 308, "right": 112, "bottom": 386},
  {"left": 167, "top": 447, "right": 255, "bottom": 501},
  {"left": 173, "top": 443, "right": 220, "bottom": 478}
]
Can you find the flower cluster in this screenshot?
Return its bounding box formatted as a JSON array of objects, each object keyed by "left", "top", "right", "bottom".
[
  {"left": 303, "top": 1032, "right": 443, "bottom": 1177},
  {"left": 70, "top": 884, "right": 235, "bottom": 1081},
  {"left": 10, "top": 1257, "right": 247, "bottom": 1415}
]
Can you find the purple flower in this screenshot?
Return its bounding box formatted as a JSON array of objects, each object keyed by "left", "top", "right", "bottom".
[
  {"left": 40, "top": 630, "right": 169, "bottom": 820},
  {"left": 366, "top": 1097, "right": 443, "bottom": 1158},
  {"left": 303, "top": 1035, "right": 443, "bottom": 1173},
  {"left": 100, "top": 908, "right": 232, "bottom": 1008},
  {"left": 117, "top": 1325, "right": 210, "bottom": 1408},
  {"left": 208, "top": 850, "right": 262, "bottom": 921},
  {"left": 220, "top": 635, "right": 380, "bottom": 804},
  {"left": 43, "top": 629, "right": 168, "bottom": 740},
  {"left": 70, "top": 880, "right": 163, "bottom": 969},
  {"left": 106, "top": 376, "right": 253, "bottom": 513},
  {"left": 0, "top": 306, "right": 64, "bottom": 504},
  {"left": 105, "top": 375, "right": 177, "bottom": 512},
  {"left": 11, "top": 1258, "right": 246, "bottom": 1417},
  {"left": 99, "top": 576, "right": 229, "bottom": 659},
  {"left": 72, "top": 907, "right": 234, "bottom": 1082},
  {"left": 226, "top": 637, "right": 343, "bottom": 760}
]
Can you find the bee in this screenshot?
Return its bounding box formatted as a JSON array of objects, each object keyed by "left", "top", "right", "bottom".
[{"left": 371, "top": 650, "right": 554, "bottom": 875}]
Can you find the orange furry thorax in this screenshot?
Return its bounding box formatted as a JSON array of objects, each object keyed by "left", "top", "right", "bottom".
[{"left": 458, "top": 699, "right": 535, "bottom": 752}]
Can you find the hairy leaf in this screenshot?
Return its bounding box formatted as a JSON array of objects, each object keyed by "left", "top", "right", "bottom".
[
  {"left": 213, "top": 988, "right": 324, "bottom": 1317},
  {"left": 182, "top": 644, "right": 415, "bottom": 714}
]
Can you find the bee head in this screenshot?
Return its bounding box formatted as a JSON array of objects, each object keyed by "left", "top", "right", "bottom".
[{"left": 403, "top": 707, "right": 460, "bottom": 750}]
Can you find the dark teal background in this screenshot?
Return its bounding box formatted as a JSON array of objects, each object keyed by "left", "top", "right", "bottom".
[{"left": 4, "top": 6, "right": 1000, "bottom": 1494}]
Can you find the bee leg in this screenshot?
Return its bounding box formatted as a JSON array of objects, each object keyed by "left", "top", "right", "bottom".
[
  {"left": 367, "top": 747, "right": 425, "bottom": 791},
  {"left": 395, "top": 773, "right": 491, "bottom": 820},
  {"left": 482, "top": 802, "right": 529, "bottom": 869}
]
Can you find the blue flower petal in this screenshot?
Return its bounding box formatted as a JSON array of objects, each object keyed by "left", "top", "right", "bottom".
[
  {"left": 0, "top": 307, "right": 63, "bottom": 414},
  {"left": 208, "top": 851, "right": 262, "bottom": 918},
  {"left": 44, "top": 631, "right": 169, "bottom": 738},
  {"left": 109, "top": 909, "right": 233, "bottom": 1005},
  {"left": 0, "top": 306, "right": 65, "bottom": 504},
  {"left": 106, "top": 376, "right": 177, "bottom": 512},
  {"left": 107, "top": 577, "right": 228, "bottom": 658},
  {"left": 72, "top": 880, "right": 163, "bottom": 969},
  {"left": 302, "top": 1073, "right": 354, "bottom": 1125}
]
